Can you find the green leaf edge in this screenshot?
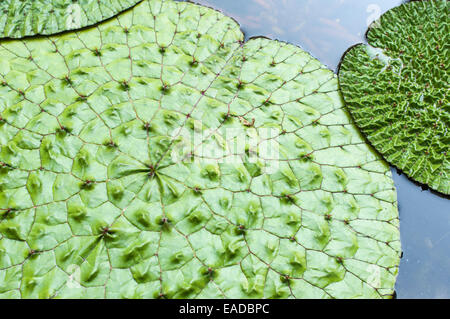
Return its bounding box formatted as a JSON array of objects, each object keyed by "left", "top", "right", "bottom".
[{"left": 338, "top": 0, "right": 449, "bottom": 195}]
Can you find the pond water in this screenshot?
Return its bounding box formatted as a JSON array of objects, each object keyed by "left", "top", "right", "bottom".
[{"left": 179, "top": 0, "right": 450, "bottom": 298}]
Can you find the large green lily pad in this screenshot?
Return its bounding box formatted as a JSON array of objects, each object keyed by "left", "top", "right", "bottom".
[
  {"left": 0, "top": 0, "right": 142, "bottom": 38},
  {"left": 338, "top": 0, "right": 449, "bottom": 194},
  {"left": 0, "top": 0, "right": 400, "bottom": 298}
]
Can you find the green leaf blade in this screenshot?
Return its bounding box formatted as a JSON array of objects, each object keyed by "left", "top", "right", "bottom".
[
  {"left": 0, "top": 0, "right": 400, "bottom": 298},
  {"left": 339, "top": 0, "right": 449, "bottom": 194}
]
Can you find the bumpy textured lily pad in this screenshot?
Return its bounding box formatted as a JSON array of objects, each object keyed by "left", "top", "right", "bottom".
[
  {"left": 0, "top": 0, "right": 142, "bottom": 38},
  {"left": 0, "top": 0, "right": 400, "bottom": 298},
  {"left": 338, "top": 0, "right": 449, "bottom": 194}
]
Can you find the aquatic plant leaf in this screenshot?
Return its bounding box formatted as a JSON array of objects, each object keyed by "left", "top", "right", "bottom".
[
  {"left": 0, "top": 0, "right": 142, "bottom": 38},
  {"left": 0, "top": 0, "right": 400, "bottom": 298},
  {"left": 338, "top": 0, "right": 449, "bottom": 194}
]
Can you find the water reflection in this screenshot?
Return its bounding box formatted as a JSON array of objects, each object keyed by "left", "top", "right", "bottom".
[
  {"left": 178, "top": 0, "right": 449, "bottom": 298},
  {"left": 182, "top": 0, "right": 406, "bottom": 70}
]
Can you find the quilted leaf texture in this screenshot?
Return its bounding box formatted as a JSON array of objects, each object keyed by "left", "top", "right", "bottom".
[
  {"left": 339, "top": 0, "right": 449, "bottom": 194},
  {"left": 0, "top": 0, "right": 400, "bottom": 298},
  {"left": 0, "top": 0, "right": 142, "bottom": 38}
]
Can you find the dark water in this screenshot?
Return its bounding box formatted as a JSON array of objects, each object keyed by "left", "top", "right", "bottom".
[{"left": 179, "top": 0, "right": 450, "bottom": 298}]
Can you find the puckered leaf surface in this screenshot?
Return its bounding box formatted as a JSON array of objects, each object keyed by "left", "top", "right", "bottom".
[
  {"left": 0, "top": 0, "right": 142, "bottom": 38},
  {"left": 0, "top": 0, "right": 400, "bottom": 298},
  {"left": 338, "top": 0, "right": 449, "bottom": 194}
]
